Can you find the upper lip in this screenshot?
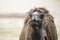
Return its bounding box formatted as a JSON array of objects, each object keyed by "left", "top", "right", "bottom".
[{"left": 29, "top": 20, "right": 42, "bottom": 26}]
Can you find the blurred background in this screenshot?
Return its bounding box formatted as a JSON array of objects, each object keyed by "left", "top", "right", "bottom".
[{"left": 0, "top": 0, "right": 60, "bottom": 40}]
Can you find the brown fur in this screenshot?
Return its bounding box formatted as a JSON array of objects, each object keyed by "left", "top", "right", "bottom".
[{"left": 19, "top": 7, "right": 58, "bottom": 40}]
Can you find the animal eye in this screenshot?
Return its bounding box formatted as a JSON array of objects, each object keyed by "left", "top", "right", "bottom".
[
  {"left": 43, "top": 11, "right": 46, "bottom": 13},
  {"left": 40, "top": 15, "right": 44, "bottom": 19}
]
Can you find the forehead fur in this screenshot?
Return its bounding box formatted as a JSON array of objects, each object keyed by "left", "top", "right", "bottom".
[{"left": 28, "top": 7, "right": 49, "bottom": 14}]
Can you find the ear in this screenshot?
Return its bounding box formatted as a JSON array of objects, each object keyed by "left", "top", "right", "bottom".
[
  {"left": 37, "top": 7, "right": 49, "bottom": 14},
  {"left": 44, "top": 9, "right": 49, "bottom": 13},
  {"left": 40, "top": 8, "right": 49, "bottom": 13}
]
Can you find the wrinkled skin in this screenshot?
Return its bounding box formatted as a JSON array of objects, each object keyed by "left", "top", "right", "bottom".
[{"left": 19, "top": 8, "right": 58, "bottom": 40}]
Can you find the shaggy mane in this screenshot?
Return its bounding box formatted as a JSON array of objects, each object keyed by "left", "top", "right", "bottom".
[{"left": 19, "top": 7, "right": 57, "bottom": 40}]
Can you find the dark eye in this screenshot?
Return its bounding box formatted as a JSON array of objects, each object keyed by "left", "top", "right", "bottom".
[{"left": 40, "top": 15, "right": 44, "bottom": 19}]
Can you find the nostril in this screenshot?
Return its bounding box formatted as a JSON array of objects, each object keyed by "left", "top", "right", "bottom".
[
  {"left": 33, "top": 19, "right": 36, "bottom": 21},
  {"left": 30, "top": 19, "right": 35, "bottom": 22},
  {"left": 30, "top": 19, "right": 37, "bottom": 22},
  {"left": 29, "top": 20, "right": 35, "bottom": 26}
]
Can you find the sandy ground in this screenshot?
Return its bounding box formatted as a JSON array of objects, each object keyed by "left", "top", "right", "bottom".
[{"left": 0, "top": 18, "right": 24, "bottom": 40}]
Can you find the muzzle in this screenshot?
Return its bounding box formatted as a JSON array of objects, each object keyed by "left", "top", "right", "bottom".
[{"left": 29, "top": 12, "right": 44, "bottom": 27}]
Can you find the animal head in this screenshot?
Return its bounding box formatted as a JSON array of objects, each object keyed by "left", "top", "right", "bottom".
[
  {"left": 20, "top": 7, "right": 57, "bottom": 40},
  {"left": 24, "top": 8, "right": 49, "bottom": 29}
]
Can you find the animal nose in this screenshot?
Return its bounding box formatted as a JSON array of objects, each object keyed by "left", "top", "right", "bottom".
[{"left": 31, "top": 15, "right": 41, "bottom": 22}]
